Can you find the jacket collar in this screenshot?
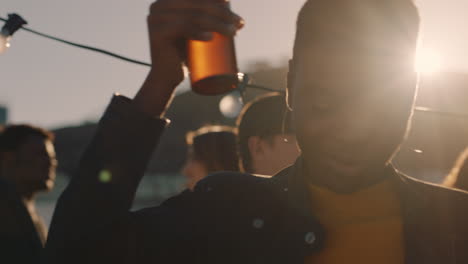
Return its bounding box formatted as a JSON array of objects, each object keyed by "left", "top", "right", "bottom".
[
  {"left": 270, "top": 157, "right": 325, "bottom": 255},
  {"left": 270, "top": 157, "right": 407, "bottom": 257},
  {"left": 274, "top": 157, "right": 468, "bottom": 263}
]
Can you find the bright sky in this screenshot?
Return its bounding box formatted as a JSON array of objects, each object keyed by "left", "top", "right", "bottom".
[{"left": 1, "top": 0, "right": 468, "bottom": 129}]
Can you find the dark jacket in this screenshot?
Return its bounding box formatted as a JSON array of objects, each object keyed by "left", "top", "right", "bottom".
[
  {"left": 45, "top": 95, "right": 468, "bottom": 264},
  {"left": 0, "top": 179, "right": 44, "bottom": 264}
]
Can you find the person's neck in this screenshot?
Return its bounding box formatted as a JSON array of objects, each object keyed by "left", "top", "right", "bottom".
[
  {"left": 0, "top": 171, "right": 37, "bottom": 201},
  {"left": 302, "top": 162, "right": 389, "bottom": 194}
]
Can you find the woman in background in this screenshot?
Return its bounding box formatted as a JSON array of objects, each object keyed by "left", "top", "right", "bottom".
[{"left": 183, "top": 125, "right": 239, "bottom": 190}]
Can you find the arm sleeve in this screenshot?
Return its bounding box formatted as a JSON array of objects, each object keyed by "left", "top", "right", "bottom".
[{"left": 44, "top": 94, "right": 169, "bottom": 264}]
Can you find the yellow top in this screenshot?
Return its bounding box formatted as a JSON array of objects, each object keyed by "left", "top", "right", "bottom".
[{"left": 304, "top": 178, "right": 404, "bottom": 264}]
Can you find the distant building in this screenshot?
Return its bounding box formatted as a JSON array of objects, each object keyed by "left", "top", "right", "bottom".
[{"left": 0, "top": 106, "right": 7, "bottom": 125}]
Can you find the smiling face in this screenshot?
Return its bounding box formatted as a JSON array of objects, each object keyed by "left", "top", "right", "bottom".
[{"left": 287, "top": 0, "right": 419, "bottom": 187}]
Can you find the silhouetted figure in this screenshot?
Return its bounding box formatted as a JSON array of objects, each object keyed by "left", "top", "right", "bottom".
[
  {"left": 183, "top": 125, "right": 239, "bottom": 190},
  {"left": 444, "top": 147, "right": 468, "bottom": 191},
  {"left": 0, "top": 125, "right": 57, "bottom": 264},
  {"left": 45, "top": 0, "right": 468, "bottom": 263},
  {"left": 237, "top": 93, "right": 300, "bottom": 175}
]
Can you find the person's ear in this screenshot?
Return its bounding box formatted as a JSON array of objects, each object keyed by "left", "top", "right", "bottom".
[{"left": 286, "top": 59, "right": 295, "bottom": 111}]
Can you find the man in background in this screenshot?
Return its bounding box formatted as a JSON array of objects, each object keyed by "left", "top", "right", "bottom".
[
  {"left": 183, "top": 125, "right": 239, "bottom": 189},
  {"left": 0, "top": 124, "right": 57, "bottom": 264},
  {"left": 237, "top": 93, "right": 300, "bottom": 175}
]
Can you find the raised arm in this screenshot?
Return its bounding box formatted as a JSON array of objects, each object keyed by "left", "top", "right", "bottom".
[{"left": 44, "top": 1, "right": 243, "bottom": 263}]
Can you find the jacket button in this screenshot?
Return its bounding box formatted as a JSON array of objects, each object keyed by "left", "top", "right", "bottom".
[
  {"left": 304, "top": 232, "right": 316, "bottom": 245},
  {"left": 252, "top": 218, "right": 264, "bottom": 229}
]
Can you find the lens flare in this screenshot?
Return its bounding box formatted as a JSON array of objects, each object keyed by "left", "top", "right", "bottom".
[
  {"left": 0, "top": 33, "right": 11, "bottom": 54},
  {"left": 415, "top": 48, "right": 442, "bottom": 73}
]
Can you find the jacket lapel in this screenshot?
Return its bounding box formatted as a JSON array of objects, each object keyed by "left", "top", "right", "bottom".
[{"left": 270, "top": 158, "right": 325, "bottom": 260}]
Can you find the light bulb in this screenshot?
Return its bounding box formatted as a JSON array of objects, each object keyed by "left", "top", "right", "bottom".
[
  {"left": 0, "top": 32, "right": 11, "bottom": 54},
  {"left": 219, "top": 91, "right": 243, "bottom": 118},
  {"left": 0, "top": 13, "right": 28, "bottom": 54}
]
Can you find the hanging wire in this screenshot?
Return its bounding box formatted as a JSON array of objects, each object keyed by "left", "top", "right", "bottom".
[
  {"left": 0, "top": 15, "right": 280, "bottom": 94},
  {"left": 248, "top": 83, "right": 281, "bottom": 92},
  {"left": 0, "top": 16, "right": 151, "bottom": 67},
  {"left": 3, "top": 16, "right": 468, "bottom": 119}
]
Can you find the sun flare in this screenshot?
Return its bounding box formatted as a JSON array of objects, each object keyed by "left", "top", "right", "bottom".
[{"left": 415, "top": 48, "right": 443, "bottom": 73}]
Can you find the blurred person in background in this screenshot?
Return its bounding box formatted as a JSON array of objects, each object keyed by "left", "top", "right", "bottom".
[
  {"left": 46, "top": 0, "right": 468, "bottom": 263},
  {"left": 237, "top": 93, "right": 300, "bottom": 176},
  {"left": 0, "top": 124, "right": 57, "bottom": 264},
  {"left": 183, "top": 125, "right": 239, "bottom": 190}
]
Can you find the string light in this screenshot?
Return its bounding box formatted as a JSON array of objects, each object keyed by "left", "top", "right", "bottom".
[
  {"left": 0, "top": 14, "right": 27, "bottom": 54},
  {"left": 2, "top": 13, "right": 468, "bottom": 120},
  {"left": 0, "top": 13, "right": 279, "bottom": 94}
]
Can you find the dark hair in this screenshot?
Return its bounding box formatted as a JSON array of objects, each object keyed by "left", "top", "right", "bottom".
[
  {"left": 292, "top": 0, "right": 420, "bottom": 61},
  {"left": 236, "top": 93, "right": 293, "bottom": 173},
  {"left": 0, "top": 124, "right": 54, "bottom": 153},
  {"left": 186, "top": 125, "right": 239, "bottom": 173}
]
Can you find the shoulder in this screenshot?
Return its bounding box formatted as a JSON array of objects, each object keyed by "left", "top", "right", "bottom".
[
  {"left": 134, "top": 171, "right": 277, "bottom": 218},
  {"left": 396, "top": 168, "right": 468, "bottom": 210},
  {"left": 397, "top": 168, "right": 468, "bottom": 196},
  {"left": 194, "top": 171, "right": 273, "bottom": 192},
  {"left": 131, "top": 172, "right": 279, "bottom": 236},
  {"left": 133, "top": 168, "right": 294, "bottom": 220}
]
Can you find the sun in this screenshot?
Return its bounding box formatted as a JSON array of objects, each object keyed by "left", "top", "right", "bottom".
[{"left": 415, "top": 48, "right": 443, "bottom": 73}]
